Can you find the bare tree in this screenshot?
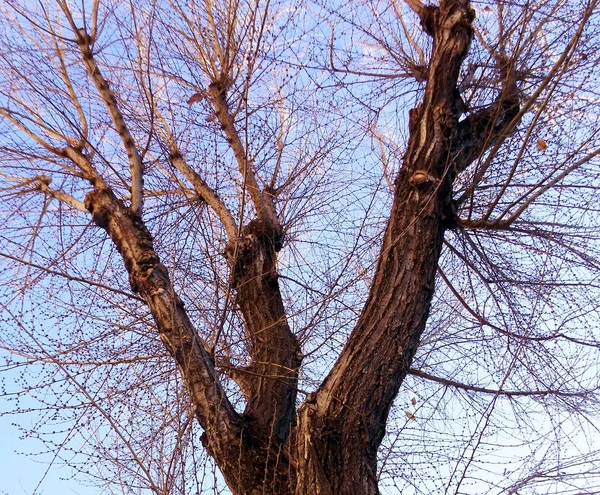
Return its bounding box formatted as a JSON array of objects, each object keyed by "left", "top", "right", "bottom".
[{"left": 1, "top": 0, "right": 600, "bottom": 494}]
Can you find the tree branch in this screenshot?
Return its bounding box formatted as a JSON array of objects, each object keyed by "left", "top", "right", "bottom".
[
  {"left": 36, "top": 176, "right": 87, "bottom": 212},
  {"left": 204, "top": 83, "right": 301, "bottom": 449},
  {"left": 404, "top": 0, "right": 425, "bottom": 18},
  {"left": 454, "top": 3, "right": 594, "bottom": 205},
  {"left": 295, "top": 3, "right": 476, "bottom": 492},
  {"left": 71, "top": 25, "right": 144, "bottom": 217},
  {"left": 0, "top": 107, "right": 64, "bottom": 154},
  {"left": 451, "top": 58, "right": 520, "bottom": 176},
  {"left": 408, "top": 368, "right": 593, "bottom": 398},
  {"left": 207, "top": 83, "right": 279, "bottom": 230},
  {"left": 165, "top": 139, "right": 238, "bottom": 240},
  {"left": 81, "top": 183, "right": 267, "bottom": 490},
  {"left": 223, "top": 218, "right": 302, "bottom": 446}
]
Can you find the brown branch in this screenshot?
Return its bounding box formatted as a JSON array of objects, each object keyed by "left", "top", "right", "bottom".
[
  {"left": 404, "top": 0, "right": 425, "bottom": 18},
  {"left": 65, "top": 119, "right": 296, "bottom": 490},
  {"left": 394, "top": 0, "right": 426, "bottom": 66},
  {"left": 166, "top": 144, "right": 238, "bottom": 240},
  {"left": 81, "top": 183, "right": 284, "bottom": 491},
  {"left": 223, "top": 219, "right": 301, "bottom": 446},
  {"left": 329, "top": 28, "right": 423, "bottom": 80},
  {"left": 63, "top": 147, "right": 105, "bottom": 185},
  {"left": 454, "top": 3, "right": 595, "bottom": 205},
  {"left": 408, "top": 368, "right": 592, "bottom": 398},
  {"left": 0, "top": 107, "right": 64, "bottom": 154},
  {"left": 452, "top": 58, "right": 520, "bottom": 176},
  {"left": 496, "top": 146, "right": 600, "bottom": 226},
  {"left": 207, "top": 83, "right": 278, "bottom": 229},
  {"left": 204, "top": 82, "right": 301, "bottom": 450},
  {"left": 51, "top": 29, "right": 89, "bottom": 150},
  {"left": 36, "top": 176, "right": 87, "bottom": 212},
  {"left": 0, "top": 172, "right": 86, "bottom": 212},
  {"left": 72, "top": 26, "right": 144, "bottom": 217}
]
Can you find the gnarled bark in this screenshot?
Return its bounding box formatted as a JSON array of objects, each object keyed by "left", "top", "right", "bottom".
[
  {"left": 225, "top": 219, "right": 302, "bottom": 447},
  {"left": 77, "top": 2, "right": 520, "bottom": 494},
  {"left": 292, "top": 2, "right": 476, "bottom": 493},
  {"left": 84, "top": 185, "right": 293, "bottom": 494}
]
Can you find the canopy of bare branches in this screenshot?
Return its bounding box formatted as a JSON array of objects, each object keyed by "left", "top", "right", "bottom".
[{"left": 1, "top": 0, "right": 600, "bottom": 494}]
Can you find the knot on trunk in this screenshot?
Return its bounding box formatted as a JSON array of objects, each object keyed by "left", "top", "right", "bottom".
[
  {"left": 409, "top": 170, "right": 438, "bottom": 188},
  {"left": 85, "top": 187, "right": 159, "bottom": 293},
  {"left": 129, "top": 253, "right": 162, "bottom": 293},
  {"left": 421, "top": 5, "right": 438, "bottom": 37},
  {"left": 225, "top": 218, "right": 284, "bottom": 287}
]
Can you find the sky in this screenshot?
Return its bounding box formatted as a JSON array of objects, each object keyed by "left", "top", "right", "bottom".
[
  {"left": 1, "top": 0, "right": 600, "bottom": 494},
  {"left": 0, "top": 408, "right": 101, "bottom": 495}
]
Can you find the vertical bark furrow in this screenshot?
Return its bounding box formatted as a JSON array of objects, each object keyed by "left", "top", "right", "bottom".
[
  {"left": 292, "top": 2, "right": 475, "bottom": 494},
  {"left": 226, "top": 219, "right": 302, "bottom": 447}
]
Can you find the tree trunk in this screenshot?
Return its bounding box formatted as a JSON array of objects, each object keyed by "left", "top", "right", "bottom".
[
  {"left": 291, "top": 2, "right": 474, "bottom": 493},
  {"left": 225, "top": 219, "right": 302, "bottom": 446},
  {"left": 83, "top": 2, "right": 520, "bottom": 494},
  {"left": 291, "top": 171, "right": 453, "bottom": 495}
]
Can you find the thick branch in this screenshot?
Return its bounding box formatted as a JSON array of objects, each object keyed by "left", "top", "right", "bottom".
[
  {"left": 404, "top": 0, "right": 425, "bottom": 17},
  {"left": 82, "top": 180, "right": 292, "bottom": 494},
  {"left": 224, "top": 219, "right": 301, "bottom": 447},
  {"left": 451, "top": 59, "right": 520, "bottom": 175},
  {"left": 204, "top": 82, "right": 301, "bottom": 451},
  {"left": 83, "top": 186, "right": 240, "bottom": 433},
  {"left": 452, "top": 2, "right": 595, "bottom": 202},
  {"left": 293, "top": 3, "right": 475, "bottom": 493},
  {"left": 75, "top": 29, "right": 144, "bottom": 217}
]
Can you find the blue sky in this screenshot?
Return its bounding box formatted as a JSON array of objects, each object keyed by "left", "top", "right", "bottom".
[
  {"left": 0, "top": 414, "right": 99, "bottom": 495},
  {"left": 0, "top": 356, "right": 103, "bottom": 495}
]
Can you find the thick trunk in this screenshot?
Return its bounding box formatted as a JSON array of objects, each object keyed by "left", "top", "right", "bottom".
[
  {"left": 292, "top": 172, "right": 451, "bottom": 495},
  {"left": 82, "top": 2, "right": 524, "bottom": 493},
  {"left": 225, "top": 219, "right": 302, "bottom": 446},
  {"left": 291, "top": 2, "right": 474, "bottom": 493}
]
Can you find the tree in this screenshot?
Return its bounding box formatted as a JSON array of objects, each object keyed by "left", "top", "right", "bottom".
[{"left": 1, "top": 0, "right": 600, "bottom": 493}]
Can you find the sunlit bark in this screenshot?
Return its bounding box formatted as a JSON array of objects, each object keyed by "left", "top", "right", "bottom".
[{"left": 1, "top": 0, "right": 600, "bottom": 494}]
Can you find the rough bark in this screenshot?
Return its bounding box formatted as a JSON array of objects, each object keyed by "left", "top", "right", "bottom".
[
  {"left": 78, "top": 2, "right": 522, "bottom": 494},
  {"left": 225, "top": 219, "right": 302, "bottom": 447},
  {"left": 84, "top": 185, "right": 293, "bottom": 494},
  {"left": 207, "top": 78, "right": 302, "bottom": 454},
  {"left": 292, "top": 2, "right": 475, "bottom": 493}
]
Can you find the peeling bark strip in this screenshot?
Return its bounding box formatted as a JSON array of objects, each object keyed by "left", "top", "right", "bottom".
[{"left": 292, "top": 2, "right": 477, "bottom": 494}]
